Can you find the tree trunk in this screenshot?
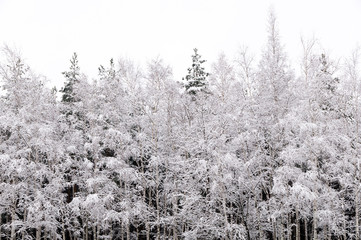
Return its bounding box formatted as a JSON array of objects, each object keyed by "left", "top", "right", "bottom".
[
  {"left": 357, "top": 193, "right": 359, "bottom": 240},
  {"left": 156, "top": 165, "right": 160, "bottom": 240},
  {"left": 272, "top": 219, "right": 277, "bottom": 240},
  {"left": 62, "top": 216, "right": 66, "bottom": 240},
  {"left": 152, "top": 122, "right": 161, "bottom": 240},
  {"left": 279, "top": 217, "right": 284, "bottom": 240},
  {"left": 11, "top": 206, "right": 16, "bottom": 240},
  {"left": 181, "top": 222, "right": 185, "bottom": 237},
  {"left": 109, "top": 221, "right": 113, "bottom": 240},
  {"left": 287, "top": 213, "right": 291, "bottom": 240},
  {"left": 305, "top": 219, "right": 308, "bottom": 240},
  {"left": 121, "top": 221, "right": 124, "bottom": 240},
  {"left": 257, "top": 201, "right": 262, "bottom": 239},
  {"left": 146, "top": 222, "right": 150, "bottom": 240},
  {"left": 93, "top": 225, "right": 97, "bottom": 240},
  {"left": 222, "top": 194, "right": 228, "bottom": 240},
  {"left": 22, "top": 209, "right": 27, "bottom": 240},
  {"left": 173, "top": 224, "right": 178, "bottom": 240},
  {"left": 85, "top": 218, "right": 88, "bottom": 240},
  {"left": 230, "top": 202, "right": 234, "bottom": 240},
  {"left": 343, "top": 216, "right": 346, "bottom": 240},
  {"left": 163, "top": 226, "right": 167, "bottom": 240},
  {"left": 296, "top": 207, "right": 300, "bottom": 240},
  {"left": 313, "top": 200, "right": 317, "bottom": 240},
  {"left": 141, "top": 142, "right": 149, "bottom": 240},
  {"left": 126, "top": 223, "right": 130, "bottom": 240},
  {"left": 172, "top": 192, "right": 178, "bottom": 240},
  {"left": 36, "top": 227, "right": 41, "bottom": 240}
]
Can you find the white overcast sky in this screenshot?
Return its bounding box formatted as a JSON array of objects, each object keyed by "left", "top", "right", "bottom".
[{"left": 1, "top": 0, "right": 361, "bottom": 89}]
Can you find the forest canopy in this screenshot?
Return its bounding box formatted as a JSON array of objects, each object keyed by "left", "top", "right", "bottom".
[{"left": 1, "top": 11, "right": 361, "bottom": 240}]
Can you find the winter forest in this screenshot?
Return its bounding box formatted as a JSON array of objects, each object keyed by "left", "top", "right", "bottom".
[{"left": 1, "top": 10, "right": 361, "bottom": 240}]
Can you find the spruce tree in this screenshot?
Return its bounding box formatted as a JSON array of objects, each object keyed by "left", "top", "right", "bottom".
[
  {"left": 60, "top": 52, "right": 80, "bottom": 103},
  {"left": 183, "top": 48, "right": 209, "bottom": 95}
]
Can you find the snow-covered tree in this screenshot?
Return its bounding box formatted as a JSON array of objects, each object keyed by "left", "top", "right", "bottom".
[
  {"left": 2, "top": 10, "right": 361, "bottom": 240},
  {"left": 183, "top": 48, "right": 209, "bottom": 95},
  {"left": 60, "top": 52, "right": 80, "bottom": 103}
]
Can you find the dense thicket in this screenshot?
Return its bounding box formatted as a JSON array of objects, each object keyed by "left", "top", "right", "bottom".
[{"left": 1, "top": 13, "right": 361, "bottom": 240}]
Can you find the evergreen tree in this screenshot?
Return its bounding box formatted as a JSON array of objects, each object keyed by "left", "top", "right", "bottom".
[
  {"left": 60, "top": 52, "right": 80, "bottom": 103},
  {"left": 183, "top": 48, "right": 209, "bottom": 95},
  {"left": 316, "top": 53, "right": 340, "bottom": 114}
]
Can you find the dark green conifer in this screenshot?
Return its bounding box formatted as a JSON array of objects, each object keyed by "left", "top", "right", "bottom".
[
  {"left": 183, "top": 48, "right": 209, "bottom": 95},
  {"left": 60, "top": 52, "right": 80, "bottom": 103}
]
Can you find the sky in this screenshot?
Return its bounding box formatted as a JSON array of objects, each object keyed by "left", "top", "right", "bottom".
[{"left": 1, "top": 0, "right": 361, "bottom": 89}]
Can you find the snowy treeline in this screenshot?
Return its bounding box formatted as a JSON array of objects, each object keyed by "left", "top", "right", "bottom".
[{"left": 1, "top": 12, "right": 361, "bottom": 240}]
